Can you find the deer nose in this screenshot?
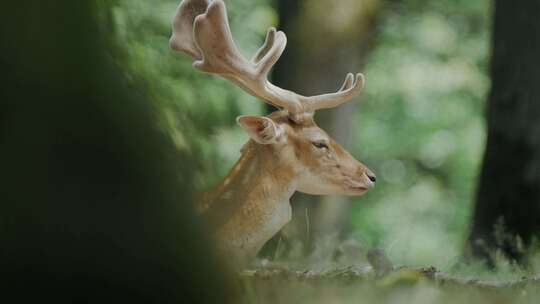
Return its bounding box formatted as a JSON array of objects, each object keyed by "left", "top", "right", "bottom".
[{"left": 366, "top": 172, "right": 376, "bottom": 183}]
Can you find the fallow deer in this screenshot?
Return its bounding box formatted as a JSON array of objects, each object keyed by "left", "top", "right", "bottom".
[{"left": 170, "top": 0, "right": 376, "bottom": 266}]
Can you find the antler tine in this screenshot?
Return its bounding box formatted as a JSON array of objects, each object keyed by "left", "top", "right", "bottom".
[
  {"left": 339, "top": 73, "right": 355, "bottom": 91},
  {"left": 169, "top": 0, "right": 210, "bottom": 60},
  {"left": 252, "top": 28, "right": 276, "bottom": 64},
  {"left": 170, "top": 0, "right": 365, "bottom": 119},
  {"left": 302, "top": 73, "right": 365, "bottom": 112},
  {"left": 256, "top": 29, "right": 287, "bottom": 79},
  {"left": 189, "top": 0, "right": 303, "bottom": 113},
  {"left": 192, "top": 0, "right": 246, "bottom": 75}
]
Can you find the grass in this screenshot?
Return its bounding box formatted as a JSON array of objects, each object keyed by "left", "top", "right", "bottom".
[{"left": 243, "top": 236, "right": 540, "bottom": 304}]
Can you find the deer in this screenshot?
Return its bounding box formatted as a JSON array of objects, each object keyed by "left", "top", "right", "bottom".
[{"left": 169, "top": 0, "right": 376, "bottom": 266}]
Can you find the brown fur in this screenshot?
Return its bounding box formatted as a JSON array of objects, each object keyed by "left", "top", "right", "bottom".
[{"left": 196, "top": 111, "right": 375, "bottom": 266}]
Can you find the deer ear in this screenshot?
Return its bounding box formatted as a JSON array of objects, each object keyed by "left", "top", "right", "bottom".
[{"left": 236, "top": 115, "right": 283, "bottom": 144}]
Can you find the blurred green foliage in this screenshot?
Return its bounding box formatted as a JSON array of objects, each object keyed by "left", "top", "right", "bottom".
[
  {"left": 351, "top": 0, "right": 491, "bottom": 267},
  {"left": 113, "top": 0, "right": 491, "bottom": 268}
]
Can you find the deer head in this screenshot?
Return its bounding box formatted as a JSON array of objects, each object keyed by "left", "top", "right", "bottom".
[{"left": 170, "top": 0, "right": 376, "bottom": 196}]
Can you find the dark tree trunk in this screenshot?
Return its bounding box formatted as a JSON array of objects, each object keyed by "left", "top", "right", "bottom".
[
  {"left": 267, "top": 0, "right": 382, "bottom": 254},
  {"left": 0, "top": 2, "right": 233, "bottom": 302},
  {"left": 468, "top": 0, "right": 540, "bottom": 263}
]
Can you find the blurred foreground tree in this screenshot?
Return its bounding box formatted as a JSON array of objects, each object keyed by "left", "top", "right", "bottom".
[
  {"left": 0, "top": 1, "right": 233, "bottom": 302},
  {"left": 468, "top": 0, "right": 540, "bottom": 264},
  {"left": 263, "top": 0, "right": 383, "bottom": 256}
]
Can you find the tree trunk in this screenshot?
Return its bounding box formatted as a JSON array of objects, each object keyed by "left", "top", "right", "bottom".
[
  {"left": 468, "top": 0, "right": 540, "bottom": 263},
  {"left": 0, "top": 2, "right": 233, "bottom": 302},
  {"left": 270, "top": 0, "right": 382, "bottom": 253}
]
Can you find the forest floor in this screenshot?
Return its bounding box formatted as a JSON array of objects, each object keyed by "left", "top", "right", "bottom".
[{"left": 239, "top": 250, "right": 540, "bottom": 304}]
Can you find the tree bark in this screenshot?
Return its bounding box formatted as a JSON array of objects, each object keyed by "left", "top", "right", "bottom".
[
  {"left": 269, "top": 0, "right": 382, "bottom": 252},
  {"left": 468, "top": 0, "right": 540, "bottom": 263}
]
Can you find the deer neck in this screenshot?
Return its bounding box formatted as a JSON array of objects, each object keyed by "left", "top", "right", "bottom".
[{"left": 199, "top": 140, "right": 298, "bottom": 262}]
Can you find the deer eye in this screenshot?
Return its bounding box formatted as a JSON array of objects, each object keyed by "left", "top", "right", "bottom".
[{"left": 312, "top": 141, "right": 329, "bottom": 149}]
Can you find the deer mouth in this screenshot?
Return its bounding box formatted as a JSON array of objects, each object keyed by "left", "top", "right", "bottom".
[
  {"left": 350, "top": 185, "right": 368, "bottom": 192},
  {"left": 345, "top": 186, "right": 368, "bottom": 196},
  {"left": 347, "top": 183, "right": 369, "bottom": 193},
  {"left": 346, "top": 180, "right": 372, "bottom": 194},
  {"left": 351, "top": 185, "right": 368, "bottom": 190}
]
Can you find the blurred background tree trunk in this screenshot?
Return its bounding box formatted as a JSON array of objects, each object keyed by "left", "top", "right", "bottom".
[
  {"left": 468, "top": 0, "right": 540, "bottom": 264},
  {"left": 266, "top": 0, "right": 383, "bottom": 255}
]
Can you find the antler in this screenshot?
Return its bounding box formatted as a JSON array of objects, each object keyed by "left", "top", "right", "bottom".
[{"left": 169, "top": 0, "right": 365, "bottom": 119}]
